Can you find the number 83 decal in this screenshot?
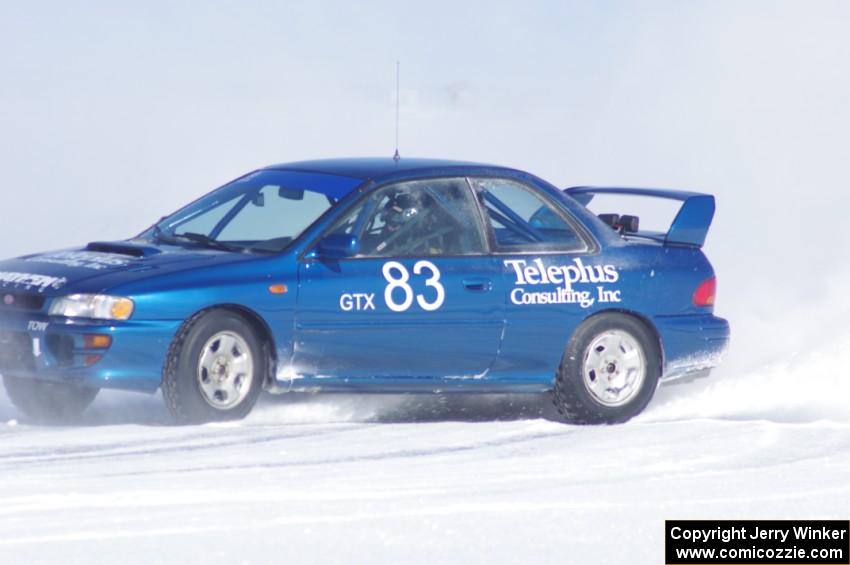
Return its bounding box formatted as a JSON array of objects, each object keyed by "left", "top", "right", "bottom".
[{"left": 382, "top": 260, "right": 445, "bottom": 312}]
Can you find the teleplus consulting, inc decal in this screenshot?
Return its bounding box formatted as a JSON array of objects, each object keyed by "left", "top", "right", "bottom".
[{"left": 504, "top": 258, "right": 621, "bottom": 308}]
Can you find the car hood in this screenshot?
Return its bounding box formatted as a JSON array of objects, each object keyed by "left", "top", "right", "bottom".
[{"left": 0, "top": 240, "right": 255, "bottom": 297}]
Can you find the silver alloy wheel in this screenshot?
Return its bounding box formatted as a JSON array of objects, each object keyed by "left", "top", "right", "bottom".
[
  {"left": 581, "top": 329, "right": 647, "bottom": 407},
  {"left": 196, "top": 331, "right": 254, "bottom": 411}
]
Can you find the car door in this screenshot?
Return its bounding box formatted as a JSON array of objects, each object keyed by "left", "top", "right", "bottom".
[
  {"left": 294, "top": 177, "right": 505, "bottom": 381},
  {"left": 469, "top": 177, "right": 599, "bottom": 384}
]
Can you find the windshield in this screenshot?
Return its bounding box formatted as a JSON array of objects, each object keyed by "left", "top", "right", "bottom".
[{"left": 146, "top": 169, "right": 362, "bottom": 253}]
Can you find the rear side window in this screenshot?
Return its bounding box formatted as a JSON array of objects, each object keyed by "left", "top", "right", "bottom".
[{"left": 471, "top": 178, "right": 586, "bottom": 251}]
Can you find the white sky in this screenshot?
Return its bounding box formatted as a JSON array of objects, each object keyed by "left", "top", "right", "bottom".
[{"left": 2, "top": 1, "right": 849, "bottom": 349}]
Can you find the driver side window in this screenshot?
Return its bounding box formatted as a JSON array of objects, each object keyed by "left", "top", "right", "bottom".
[{"left": 328, "top": 179, "right": 486, "bottom": 257}]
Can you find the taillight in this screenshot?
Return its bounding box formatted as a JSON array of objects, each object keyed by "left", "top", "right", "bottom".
[{"left": 693, "top": 276, "right": 716, "bottom": 306}]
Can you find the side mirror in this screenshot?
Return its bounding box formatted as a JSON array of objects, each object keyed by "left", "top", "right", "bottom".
[{"left": 315, "top": 233, "right": 360, "bottom": 259}]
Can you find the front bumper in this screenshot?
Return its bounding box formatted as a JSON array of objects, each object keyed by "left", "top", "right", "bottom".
[
  {"left": 653, "top": 313, "right": 730, "bottom": 380},
  {"left": 0, "top": 311, "right": 182, "bottom": 392}
]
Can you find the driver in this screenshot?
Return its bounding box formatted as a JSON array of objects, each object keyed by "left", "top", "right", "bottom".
[
  {"left": 374, "top": 190, "right": 423, "bottom": 254},
  {"left": 380, "top": 190, "right": 420, "bottom": 232}
]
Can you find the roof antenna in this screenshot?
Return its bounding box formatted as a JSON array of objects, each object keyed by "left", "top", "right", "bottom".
[{"left": 393, "top": 60, "right": 401, "bottom": 162}]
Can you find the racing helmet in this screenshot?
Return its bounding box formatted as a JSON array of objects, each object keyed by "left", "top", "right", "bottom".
[{"left": 380, "top": 190, "right": 420, "bottom": 231}]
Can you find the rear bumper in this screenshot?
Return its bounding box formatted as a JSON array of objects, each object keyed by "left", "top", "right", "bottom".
[
  {"left": 653, "top": 313, "right": 730, "bottom": 380},
  {"left": 0, "top": 311, "right": 181, "bottom": 392}
]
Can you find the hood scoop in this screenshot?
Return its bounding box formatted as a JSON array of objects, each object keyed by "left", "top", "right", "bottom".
[{"left": 85, "top": 241, "right": 163, "bottom": 258}]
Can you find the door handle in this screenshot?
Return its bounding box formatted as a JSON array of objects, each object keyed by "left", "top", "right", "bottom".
[{"left": 463, "top": 277, "right": 492, "bottom": 292}]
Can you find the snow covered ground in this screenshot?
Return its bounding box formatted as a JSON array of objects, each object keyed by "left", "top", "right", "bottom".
[
  {"left": 2, "top": 3, "right": 849, "bottom": 561},
  {"left": 1, "top": 338, "right": 849, "bottom": 564}
]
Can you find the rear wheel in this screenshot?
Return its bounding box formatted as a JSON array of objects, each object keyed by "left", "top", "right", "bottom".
[
  {"left": 162, "top": 310, "right": 266, "bottom": 424},
  {"left": 2, "top": 375, "right": 99, "bottom": 421},
  {"left": 553, "top": 313, "right": 660, "bottom": 424}
]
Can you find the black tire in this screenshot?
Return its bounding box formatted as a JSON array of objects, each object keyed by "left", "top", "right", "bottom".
[
  {"left": 162, "top": 309, "right": 266, "bottom": 424},
  {"left": 553, "top": 313, "right": 660, "bottom": 425},
  {"left": 2, "top": 374, "right": 99, "bottom": 422}
]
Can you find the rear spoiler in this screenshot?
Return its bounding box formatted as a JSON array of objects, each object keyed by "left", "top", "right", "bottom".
[{"left": 565, "top": 187, "right": 715, "bottom": 248}]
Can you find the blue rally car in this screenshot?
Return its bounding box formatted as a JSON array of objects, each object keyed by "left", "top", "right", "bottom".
[{"left": 0, "top": 158, "right": 729, "bottom": 424}]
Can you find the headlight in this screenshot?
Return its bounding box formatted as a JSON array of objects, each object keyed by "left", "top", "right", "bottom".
[{"left": 49, "top": 294, "right": 135, "bottom": 320}]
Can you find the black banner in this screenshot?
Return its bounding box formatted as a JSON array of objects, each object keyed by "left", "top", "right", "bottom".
[{"left": 665, "top": 520, "right": 849, "bottom": 564}]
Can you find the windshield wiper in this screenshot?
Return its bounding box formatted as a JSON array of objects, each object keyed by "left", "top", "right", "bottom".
[{"left": 174, "top": 232, "right": 242, "bottom": 252}]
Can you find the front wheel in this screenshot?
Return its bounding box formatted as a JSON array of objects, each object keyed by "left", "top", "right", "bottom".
[
  {"left": 553, "top": 314, "right": 660, "bottom": 424},
  {"left": 2, "top": 375, "right": 99, "bottom": 421},
  {"left": 162, "top": 310, "right": 266, "bottom": 424}
]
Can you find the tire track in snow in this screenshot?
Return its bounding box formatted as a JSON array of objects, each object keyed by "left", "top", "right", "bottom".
[
  {"left": 94, "top": 425, "right": 574, "bottom": 478},
  {"left": 0, "top": 423, "right": 373, "bottom": 469}
]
